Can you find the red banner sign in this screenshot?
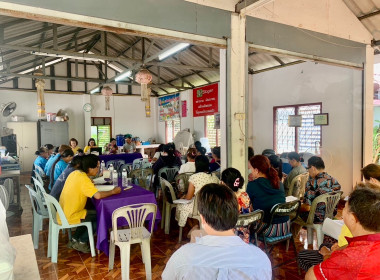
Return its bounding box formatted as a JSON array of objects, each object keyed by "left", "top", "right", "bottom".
[{"left": 193, "top": 83, "right": 218, "bottom": 117}]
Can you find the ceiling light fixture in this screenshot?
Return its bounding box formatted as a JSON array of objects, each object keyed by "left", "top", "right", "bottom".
[
  {"left": 158, "top": 43, "right": 190, "bottom": 60},
  {"left": 115, "top": 70, "right": 132, "bottom": 81},
  {"left": 90, "top": 87, "right": 100, "bottom": 94}
]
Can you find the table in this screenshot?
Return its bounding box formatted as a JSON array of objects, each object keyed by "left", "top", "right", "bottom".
[
  {"left": 99, "top": 152, "right": 142, "bottom": 166},
  {"left": 93, "top": 183, "right": 161, "bottom": 255},
  {"left": 136, "top": 144, "right": 160, "bottom": 158},
  {"left": 9, "top": 234, "right": 40, "bottom": 280}
]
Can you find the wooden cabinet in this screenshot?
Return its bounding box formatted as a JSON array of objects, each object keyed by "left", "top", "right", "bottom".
[{"left": 7, "top": 122, "right": 37, "bottom": 172}]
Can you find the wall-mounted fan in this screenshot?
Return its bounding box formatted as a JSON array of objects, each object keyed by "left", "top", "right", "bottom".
[{"left": 1, "top": 102, "right": 17, "bottom": 117}]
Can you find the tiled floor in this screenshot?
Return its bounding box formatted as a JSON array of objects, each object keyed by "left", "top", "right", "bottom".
[{"left": 6, "top": 174, "right": 313, "bottom": 279}]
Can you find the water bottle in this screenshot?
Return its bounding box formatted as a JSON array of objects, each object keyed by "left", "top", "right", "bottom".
[
  {"left": 109, "top": 164, "right": 114, "bottom": 180},
  {"left": 122, "top": 169, "right": 128, "bottom": 187},
  {"left": 100, "top": 160, "right": 105, "bottom": 173},
  {"left": 113, "top": 170, "right": 118, "bottom": 186}
]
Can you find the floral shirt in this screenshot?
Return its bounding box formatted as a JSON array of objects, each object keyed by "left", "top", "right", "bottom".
[
  {"left": 303, "top": 172, "right": 341, "bottom": 223},
  {"left": 235, "top": 191, "right": 252, "bottom": 244}
]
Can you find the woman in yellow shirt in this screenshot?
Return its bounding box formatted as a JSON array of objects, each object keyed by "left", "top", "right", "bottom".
[
  {"left": 70, "top": 138, "right": 81, "bottom": 154},
  {"left": 59, "top": 154, "right": 121, "bottom": 253},
  {"left": 83, "top": 138, "right": 97, "bottom": 154}
]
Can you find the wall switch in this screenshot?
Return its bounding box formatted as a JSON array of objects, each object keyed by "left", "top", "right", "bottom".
[{"left": 234, "top": 113, "right": 245, "bottom": 120}]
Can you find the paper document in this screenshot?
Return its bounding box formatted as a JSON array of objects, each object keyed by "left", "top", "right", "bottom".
[
  {"left": 286, "top": 196, "right": 298, "bottom": 202},
  {"left": 173, "top": 198, "right": 194, "bottom": 204},
  {"left": 96, "top": 185, "right": 115, "bottom": 192},
  {"left": 93, "top": 177, "right": 107, "bottom": 185}
]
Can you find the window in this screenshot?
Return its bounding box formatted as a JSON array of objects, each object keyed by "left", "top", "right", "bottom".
[
  {"left": 274, "top": 103, "right": 321, "bottom": 154},
  {"left": 166, "top": 119, "right": 181, "bottom": 143},
  {"left": 205, "top": 115, "right": 221, "bottom": 148},
  {"left": 91, "top": 117, "right": 112, "bottom": 151}
]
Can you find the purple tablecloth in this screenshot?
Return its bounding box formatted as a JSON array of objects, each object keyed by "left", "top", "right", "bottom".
[
  {"left": 99, "top": 152, "right": 142, "bottom": 165},
  {"left": 93, "top": 183, "right": 161, "bottom": 255}
]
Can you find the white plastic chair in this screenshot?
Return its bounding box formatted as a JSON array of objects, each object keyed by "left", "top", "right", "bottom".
[
  {"left": 160, "top": 178, "right": 177, "bottom": 234},
  {"left": 34, "top": 164, "right": 46, "bottom": 177},
  {"left": 132, "top": 158, "right": 151, "bottom": 170},
  {"left": 25, "top": 185, "right": 49, "bottom": 249},
  {"left": 287, "top": 172, "right": 309, "bottom": 198},
  {"left": 294, "top": 191, "right": 342, "bottom": 247},
  {"left": 3, "top": 179, "right": 14, "bottom": 205},
  {"left": 0, "top": 185, "right": 9, "bottom": 212},
  {"left": 109, "top": 203, "right": 157, "bottom": 280},
  {"left": 43, "top": 193, "right": 96, "bottom": 263}
]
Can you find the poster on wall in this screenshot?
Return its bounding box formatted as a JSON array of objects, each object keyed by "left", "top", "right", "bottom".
[
  {"left": 193, "top": 83, "right": 218, "bottom": 117},
  {"left": 181, "top": 100, "right": 187, "bottom": 117},
  {"left": 158, "top": 93, "right": 180, "bottom": 122}
]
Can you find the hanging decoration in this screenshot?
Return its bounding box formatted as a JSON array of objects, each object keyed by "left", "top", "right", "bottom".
[
  {"left": 101, "top": 86, "right": 113, "bottom": 110},
  {"left": 135, "top": 68, "right": 153, "bottom": 102},
  {"left": 145, "top": 88, "right": 151, "bottom": 117},
  {"left": 34, "top": 69, "right": 46, "bottom": 119}
]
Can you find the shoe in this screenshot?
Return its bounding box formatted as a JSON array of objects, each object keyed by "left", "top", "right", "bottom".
[{"left": 72, "top": 241, "right": 91, "bottom": 253}]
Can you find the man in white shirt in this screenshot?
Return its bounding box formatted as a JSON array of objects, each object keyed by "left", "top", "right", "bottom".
[{"left": 162, "top": 183, "right": 272, "bottom": 280}]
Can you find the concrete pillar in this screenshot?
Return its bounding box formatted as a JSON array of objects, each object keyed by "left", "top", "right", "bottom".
[
  {"left": 363, "top": 45, "right": 374, "bottom": 166},
  {"left": 225, "top": 13, "right": 248, "bottom": 178}
]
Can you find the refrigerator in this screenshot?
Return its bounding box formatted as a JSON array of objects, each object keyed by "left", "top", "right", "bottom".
[{"left": 38, "top": 120, "right": 69, "bottom": 148}]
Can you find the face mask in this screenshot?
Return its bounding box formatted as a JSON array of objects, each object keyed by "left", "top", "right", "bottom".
[{"left": 248, "top": 169, "right": 252, "bottom": 174}]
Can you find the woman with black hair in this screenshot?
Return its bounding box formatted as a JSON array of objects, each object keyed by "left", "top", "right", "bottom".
[
  {"left": 209, "top": 146, "right": 221, "bottom": 172},
  {"left": 70, "top": 138, "right": 80, "bottom": 154},
  {"left": 50, "top": 155, "right": 84, "bottom": 201},
  {"left": 247, "top": 155, "right": 288, "bottom": 238},
  {"left": 152, "top": 143, "right": 182, "bottom": 174},
  {"left": 175, "top": 155, "right": 219, "bottom": 233},
  {"left": 49, "top": 148, "right": 74, "bottom": 191},
  {"left": 84, "top": 138, "right": 97, "bottom": 154},
  {"left": 268, "top": 154, "right": 285, "bottom": 192},
  {"left": 151, "top": 144, "right": 164, "bottom": 163},
  {"left": 104, "top": 138, "right": 118, "bottom": 154},
  {"left": 33, "top": 146, "right": 49, "bottom": 171}
]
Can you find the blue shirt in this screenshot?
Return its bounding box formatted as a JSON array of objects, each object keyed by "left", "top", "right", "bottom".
[
  {"left": 50, "top": 165, "right": 75, "bottom": 201},
  {"left": 162, "top": 235, "right": 271, "bottom": 280},
  {"left": 49, "top": 159, "right": 68, "bottom": 190},
  {"left": 33, "top": 156, "right": 47, "bottom": 171},
  {"left": 44, "top": 154, "right": 59, "bottom": 176}
]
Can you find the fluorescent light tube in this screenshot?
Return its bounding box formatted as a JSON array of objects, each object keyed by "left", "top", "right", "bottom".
[
  {"left": 158, "top": 43, "right": 190, "bottom": 60},
  {"left": 90, "top": 87, "right": 100, "bottom": 94},
  {"left": 115, "top": 70, "right": 132, "bottom": 81}
]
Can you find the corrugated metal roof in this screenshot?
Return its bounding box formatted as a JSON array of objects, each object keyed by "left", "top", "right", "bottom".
[{"left": 0, "top": 14, "right": 309, "bottom": 96}]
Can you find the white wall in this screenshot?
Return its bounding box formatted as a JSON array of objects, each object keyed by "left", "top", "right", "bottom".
[
  {"left": 0, "top": 89, "right": 86, "bottom": 147},
  {"left": 0, "top": 89, "right": 159, "bottom": 149},
  {"left": 251, "top": 62, "right": 362, "bottom": 195}
]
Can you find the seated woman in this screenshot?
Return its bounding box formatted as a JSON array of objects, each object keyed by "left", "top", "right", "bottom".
[
  {"left": 104, "top": 138, "right": 118, "bottom": 154},
  {"left": 70, "top": 138, "right": 81, "bottom": 154},
  {"left": 191, "top": 167, "right": 251, "bottom": 244},
  {"left": 33, "top": 146, "right": 49, "bottom": 172},
  {"left": 83, "top": 138, "right": 97, "bottom": 154},
  {"left": 175, "top": 155, "right": 219, "bottom": 236},
  {"left": 49, "top": 148, "right": 74, "bottom": 191},
  {"left": 44, "top": 145, "right": 71, "bottom": 177},
  {"left": 50, "top": 155, "right": 84, "bottom": 201},
  {"left": 178, "top": 148, "right": 197, "bottom": 174},
  {"left": 209, "top": 146, "right": 221, "bottom": 172},
  {"left": 246, "top": 155, "right": 289, "bottom": 238},
  {"left": 152, "top": 144, "right": 182, "bottom": 174},
  {"left": 268, "top": 154, "right": 285, "bottom": 192},
  {"left": 44, "top": 144, "right": 55, "bottom": 158}
]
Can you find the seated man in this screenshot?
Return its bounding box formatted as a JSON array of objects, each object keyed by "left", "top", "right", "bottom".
[
  {"left": 299, "top": 156, "right": 341, "bottom": 224},
  {"left": 305, "top": 184, "right": 380, "bottom": 279},
  {"left": 284, "top": 151, "right": 306, "bottom": 194},
  {"left": 123, "top": 134, "right": 136, "bottom": 153},
  {"left": 162, "top": 183, "right": 271, "bottom": 280},
  {"left": 59, "top": 154, "right": 121, "bottom": 253}
]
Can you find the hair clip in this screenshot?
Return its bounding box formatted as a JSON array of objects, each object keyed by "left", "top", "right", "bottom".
[{"left": 234, "top": 178, "right": 240, "bottom": 187}]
